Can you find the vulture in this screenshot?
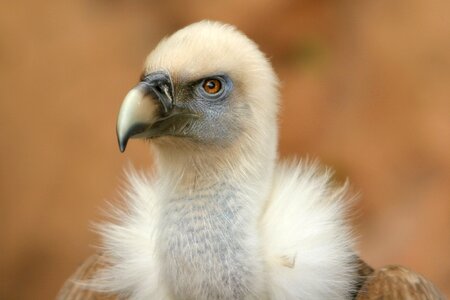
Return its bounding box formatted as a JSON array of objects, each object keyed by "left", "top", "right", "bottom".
[{"left": 58, "top": 21, "right": 444, "bottom": 299}]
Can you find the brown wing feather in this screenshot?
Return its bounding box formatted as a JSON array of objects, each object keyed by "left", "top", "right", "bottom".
[
  {"left": 56, "top": 253, "right": 117, "bottom": 300},
  {"left": 58, "top": 254, "right": 445, "bottom": 299},
  {"left": 356, "top": 265, "right": 445, "bottom": 300},
  {"left": 351, "top": 257, "right": 375, "bottom": 299}
]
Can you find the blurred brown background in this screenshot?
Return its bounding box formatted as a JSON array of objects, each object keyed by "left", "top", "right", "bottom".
[{"left": 1, "top": 0, "right": 449, "bottom": 299}]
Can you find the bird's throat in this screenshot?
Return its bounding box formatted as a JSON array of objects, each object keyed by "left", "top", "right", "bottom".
[{"left": 155, "top": 148, "right": 271, "bottom": 299}]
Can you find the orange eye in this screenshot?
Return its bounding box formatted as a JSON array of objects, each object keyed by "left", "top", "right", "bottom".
[{"left": 202, "top": 79, "right": 222, "bottom": 94}]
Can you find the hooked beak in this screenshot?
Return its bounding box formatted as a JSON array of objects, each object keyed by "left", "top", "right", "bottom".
[{"left": 116, "top": 71, "right": 174, "bottom": 152}]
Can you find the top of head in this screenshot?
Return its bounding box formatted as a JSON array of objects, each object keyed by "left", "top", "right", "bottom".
[
  {"left": 144, "top": 21, "right": 279, "bottom": 117},
  {"left": 145, "top": 21, "right": 274, "bottom": 81}
]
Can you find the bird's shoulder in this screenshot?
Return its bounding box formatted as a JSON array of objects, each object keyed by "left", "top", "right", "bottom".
[
  {"left": 57, "top": 253, "right": 118, "bottom": 300},
  {"left": 356, "top": 265, "right": 445, "bottom": 300}
]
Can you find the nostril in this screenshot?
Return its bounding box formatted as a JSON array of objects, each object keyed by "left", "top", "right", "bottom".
[
  {"left": 154, "top": 84, "right": 164, "bottom": 94},
  {"left": 138, "top": 71, "right": 173, "bottom": 114}
]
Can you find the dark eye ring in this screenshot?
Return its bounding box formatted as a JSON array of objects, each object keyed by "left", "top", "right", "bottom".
[{"left": 202, "top": 78, "right": 222, "bottom": 94}]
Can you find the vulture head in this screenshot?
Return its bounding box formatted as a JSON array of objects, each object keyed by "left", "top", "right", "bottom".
[{"left": 116, "top": 21, "right": 279, "bottom": 165}]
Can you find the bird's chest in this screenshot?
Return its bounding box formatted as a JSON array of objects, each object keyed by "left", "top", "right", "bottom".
[{"left": 158, "top": 187, "right": 262, "bottom": 299}]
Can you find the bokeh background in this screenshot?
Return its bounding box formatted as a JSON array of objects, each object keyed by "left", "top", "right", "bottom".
[{"left": 1, "top": 0, "right": 449, "bottom": 299}]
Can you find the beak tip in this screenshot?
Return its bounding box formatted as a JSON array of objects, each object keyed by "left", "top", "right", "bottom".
[{"left": 117, "top": 134, "right": 128, "bottom": 153}]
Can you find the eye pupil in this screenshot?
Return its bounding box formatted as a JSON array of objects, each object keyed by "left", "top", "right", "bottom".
[{"left": 203, "top": 79, "right": 222, "bottom": 94}]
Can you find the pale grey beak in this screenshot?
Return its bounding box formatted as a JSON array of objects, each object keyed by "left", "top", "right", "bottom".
[
  {"left": 116, "top": 71, "right": 173, "bottom": 152},
  {"left": 116, "top": 87, "right": 159, "bottom": 152}
]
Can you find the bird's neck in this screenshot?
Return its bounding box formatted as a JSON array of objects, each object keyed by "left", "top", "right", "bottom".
[
  {"left": 153, "top": 138, "right": 276, "bottom": 200},
  {"left": 153, "top": 138, "right": 276, "bottom": 298}
]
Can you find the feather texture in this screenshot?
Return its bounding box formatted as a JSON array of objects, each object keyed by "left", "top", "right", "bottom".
[
  {"left": 356, "top": 265, "right": 445, "bottom": 300},
  {"left": 261, "top": 161, "right": 357, "bottom": 299},
  {"left": 57, "top": 253, "right": 116, "bottom": 300},
  {"left": 67, "top": 161, "right": 358, "bottom": 299},
  {"left": 58, "top": 21, "right": 444, "bottom": 300}
]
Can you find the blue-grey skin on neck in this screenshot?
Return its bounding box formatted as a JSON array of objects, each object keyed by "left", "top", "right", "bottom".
[{"left": 160, "top": 181, "right": 255, "bottom": 299}]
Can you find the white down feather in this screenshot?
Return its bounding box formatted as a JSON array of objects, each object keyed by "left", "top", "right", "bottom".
[
  {"left": 261, "top": 161, "right": 356, "bottom": 299},
  {"left": 93, "top": 160, "right": 357, "bottom": 300}
]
